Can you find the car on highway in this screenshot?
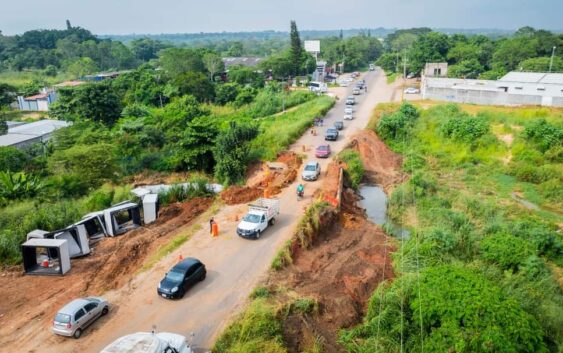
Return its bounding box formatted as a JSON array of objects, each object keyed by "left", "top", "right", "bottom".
[
  {"left": 325, "top": 128, "right": 339, "bottom": 141},
  {"left": 302, "top": 161, "right": 321, "bottom": 181},
  {"left": 345, "top": 95, "right": 355, "bottom": 105},
  {"left": 315, "top": 144, "right": 331, "bottom": 158},
  {"left": 52, "top": 297, "right": 109, "bottom": 339},
  {"left": 404, "top": 87, "right": 420, "bottom": 94},
  {"left": 344, "top": 113, "right": 354, "bottom": 120},
  {"left": 344, "top": 106, "right": 354, "bottom": 115},
  {"left": 369, "top": 64, "right": 375, "bottom": 71},
  {"left": 157, "top": 258, "right": 206, "bottom": 299},
  {"left": 334, "top": 121, "right": 344, "bottom": 130},
  {"left": 352, "top": 87, "right": 361, "bottom": 95}
]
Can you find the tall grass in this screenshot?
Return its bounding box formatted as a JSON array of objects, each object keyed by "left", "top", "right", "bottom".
[{"left": 251, "top": 96, "right": 335, "bottom": 160}]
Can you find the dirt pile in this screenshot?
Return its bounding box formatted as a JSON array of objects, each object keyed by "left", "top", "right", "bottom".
[
  {"left": 0, "top": 197, "right": 212, "bottom": 347},
  {"left": 270, "top": 189, "right": 395, "bottom": 353},
  {"left": 222, "top": 151, "right": 302, "bottom": 205},
  {"left": 349, "top": 129, "right": 403, "bottom": 191}
]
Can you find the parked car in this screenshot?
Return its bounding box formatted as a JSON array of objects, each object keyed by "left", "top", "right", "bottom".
[
  {"left": 369, "top": 64, "right": 375, "bottom": 71},
  {"left": 236, "top": 198, "right": 280, "bottom": 239},
  {"left": 345, "top": 95, "right": 355, "bottom": 105},
  {"left": 352, "top": 88, "right": 361, "bottom": 95},
  {"left": 344, "top": 113, "right": 354, "bottom": 120},
  {"left": 315, "top": 144, "right": 331, "bottom": 158},
  {"left": 334, "top": 121, "right": 344, "bottom": 130},
  {"left": 344, "top": 106, "right": 354, "bottom": 115},
  {"left": 325, "top": 128, "right": 339, "bottom": 141},
  {"left": 302, "top": 161, "right": 321, "bottom": 181},
  {"left": 158, "top": 258, "right": 206, "bottom": 299},
  {"left": 404, "top": 87, "right": 420, "bottom": 94},
  {"left": 100, "top": 332, "right": 193, "bottom": 353},
  {"left": 52, "top": 297, "right": 109, "bottom": 339}
]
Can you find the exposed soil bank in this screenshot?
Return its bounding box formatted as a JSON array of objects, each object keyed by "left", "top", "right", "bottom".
[{"left": 0, "top": 197, "right": 213, "bottom": 348}]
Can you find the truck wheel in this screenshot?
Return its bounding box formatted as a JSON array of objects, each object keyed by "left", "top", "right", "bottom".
[
  {"left": 102, "top": 306, "right": 109, "bottom": 316},
  {"left": 73, "top": 329, "right": 82, "bottom": 339},
  {"left": 269, "top": 218, "right": 276, "bottom": 226},
  {"left": 256, "top": 231, "right": 261, "bottom": 239}
]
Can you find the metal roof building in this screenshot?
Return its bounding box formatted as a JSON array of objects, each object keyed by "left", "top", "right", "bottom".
[{"left": 0, "top": 119, "right": 71, "bottom": 149}]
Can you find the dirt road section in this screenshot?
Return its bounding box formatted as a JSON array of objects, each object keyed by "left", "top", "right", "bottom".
[
  {"left": 0, "top": 197, "right": 213, "bottom": 349},
  {"left": 1, "top": 69, "right": 395, "bottom": 353}
]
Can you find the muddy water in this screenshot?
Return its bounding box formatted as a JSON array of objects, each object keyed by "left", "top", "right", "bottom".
[
  {"left": 359, "top": 185, "right": 411, "bottom": 239},
  {"left": 358, "top": 185, "right": 388, "bottom": 225}
]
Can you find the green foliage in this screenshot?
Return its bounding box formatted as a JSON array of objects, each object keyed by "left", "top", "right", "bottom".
[
  {"left": 0, "top": 83, "right": 17, "bottom": 107},
  {"left": 215, "top": 83, "right": 241, "bottom": 105},
  {"left": 0, "top": 146, "right": 29, "bottom": 172},
  {"left": 520, "top": 56, "right": 563, "bottom": 72},
  {"left": 214, "top": 122, "right": 259, "bottom": 185},
  {"left": 130, "top": 38, "right": 168, "bottom": 61},
  {"left": 290, "top": 297, "right": 319, "bottom": 314},
  {"left": 250, "top": 286, "right": 271, "bottom": 299},
  {"left": 172, "top": 71, "right": 215, "bottom": 102},
  {"left": 157, "top": 176, "right": 212, "bottom": 205},
  {"left": 480, "top": 233, "right": 534, "bottom": 271},
  {"left": 271, "top": 240, "right": 293, "bottom": 271},
  {"left": 48, "top": 143, "right": 119, "bottom": 189},
  {"left": 289, "top": 21, "right": 303, "bottom": 76},
  {"left": 214, "top": 298, "right": 286, "bottom": 353},
  {"left": 376, "top": 102, "right": 419, "bottom": 143},
  {"left": 523, "top": 119, "right": 563, "bottom": 153},
  {"left": 338, "top": 150, "right": 364, "bottom": 189},
  {"left": 440, "top": 113, "right": 491, "bottom": 144},
  {"left": 0, "top": 171, "right": 44, "bottom": 202},
  {"left": 49, "top": 82, "right": 123, "bottom": 125},
  {"left": 158, "top": 47, "right": 206, "bottom": 77}
]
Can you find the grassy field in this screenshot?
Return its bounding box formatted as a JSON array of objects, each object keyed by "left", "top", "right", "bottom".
[
  {"left": 341, "top": 102, "right": 563, "bottom": 352},
  {"left": 0, "top": 70, "right": 71, "bottom": 88}
]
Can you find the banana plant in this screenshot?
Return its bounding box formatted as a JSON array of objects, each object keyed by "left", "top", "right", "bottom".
[{"left": 0, "top": 171, "right": 44, "bottom": 200}]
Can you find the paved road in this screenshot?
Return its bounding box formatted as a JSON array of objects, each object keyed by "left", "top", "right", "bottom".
[{"left": 29, "top": 69, "right": 394, "bottom": 353}]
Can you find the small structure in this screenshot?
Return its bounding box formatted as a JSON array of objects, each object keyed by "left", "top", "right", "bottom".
[
  {"left": 222, "top": 57, "right": 263, "bottom": 69},
  {"left": 22, "top": 238, "right": 71, "bottom": 276},
  {"left": 142, "top": 194, "right": 159, "bottom": 225},
  {"left": 424, "top": 63, "right": 448, "bottom": 77},
  {"left": 17, "top": 91, "right": 57, "bottom": 111},
  {"left": 103, "top": 201, "right": 142, "bottom": 237},
  {"left": 0, "top": 119, "right": 72, "bottom": 149},
  {"left": 47, "top": 226, "right": 91, "bottom": 258},
  {"left": 76, "top": 213, "right": 107, "bottom": 241},
  {"left": 26, "top": 229, "right": 49, "bottom": 241}
]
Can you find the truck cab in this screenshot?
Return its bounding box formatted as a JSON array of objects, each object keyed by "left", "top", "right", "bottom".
[{"left": 237, "top": 198, "right": 280, "bottom": 239}]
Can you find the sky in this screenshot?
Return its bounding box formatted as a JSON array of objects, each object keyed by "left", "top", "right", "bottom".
[{"left": 1, "top": 0, "right": 562, "bottom": 35}]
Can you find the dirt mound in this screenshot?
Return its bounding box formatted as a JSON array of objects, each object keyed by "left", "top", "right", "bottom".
[
  {"left": 0, "top": 197, "right": 212, "bottom": 347},
  {"left": 222, "top": 151, "right": 302, "bottom": 205},
  {"left": 221, "top": 186, "right": 264, "bottom": 205},
  {"left": 269, "top": 190, "right": 395, "bottom": 353},
  {"left": 349, "top": 129, "right": 403, "bottom": 192}
]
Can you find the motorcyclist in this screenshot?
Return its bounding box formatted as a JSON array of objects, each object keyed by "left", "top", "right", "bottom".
[{"left": 297, "top": 183, "right": 305, "bottom": 196}]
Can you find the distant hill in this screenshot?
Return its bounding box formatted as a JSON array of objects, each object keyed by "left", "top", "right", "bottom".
[{"left": 99, "top": 27, "right": 516, "bottom": 45}]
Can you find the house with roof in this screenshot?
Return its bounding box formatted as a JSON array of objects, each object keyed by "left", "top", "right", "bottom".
[
  {"left": 422, "top": 66, "right": 563, "bottom": 107},
  {"left": 17, "top": 91, "right": 57, "bottom": 111},
  {"left": 0, "top": 119, "right": 71, "bottom": 149}
]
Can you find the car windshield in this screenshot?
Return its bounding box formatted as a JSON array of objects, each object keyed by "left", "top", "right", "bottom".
[
  {"left": 317, "top": 146, "right": 328, "bottom": 151},
  {"left": 55, "top": 313, "right": 71, "bottom": 323},
  {"left": 165, "top": 270, "right": 184, "bottom": 282},
  {"left": 305, "top": 164, "right": 317, "bottom": 171},
  {"left": 243, "top": 214, "right": 261, "bottom": 223},
  {"left": 327, "top": 129, "right": 336, "bottom": 133}
]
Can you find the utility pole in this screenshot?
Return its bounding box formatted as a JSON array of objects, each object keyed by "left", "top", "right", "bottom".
[
  {"left": 549, "top": 46, "right": 557, "bottom": 73},
  {"left": 401, "top": 50, "right": 408, "bottom": 101}
]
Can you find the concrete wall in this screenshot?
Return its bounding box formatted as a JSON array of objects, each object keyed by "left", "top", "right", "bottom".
[{"left": 423, "top": 87, "right": 562, "bottom": 107}]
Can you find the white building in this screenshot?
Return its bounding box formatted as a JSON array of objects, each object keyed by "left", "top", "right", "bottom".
[{"left": 422, "top": 71, "right": 563, "bottom": 107}]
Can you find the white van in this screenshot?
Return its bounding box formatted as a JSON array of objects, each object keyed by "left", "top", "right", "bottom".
[{"left": 308, "top": 81, "right": 328, "bottom": 93}]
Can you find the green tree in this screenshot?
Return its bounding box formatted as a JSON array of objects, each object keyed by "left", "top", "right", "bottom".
[
  {"left": 0, "top": 116, "right": 7, "bottom": 136},
  {"left": 158, "top": 47, "right": 206, "bottom": 77},
  {"left": 408, "top": 32, "right": 451, "bottom": 73},
  {"left": 178, "top": 116, "right": 219, "bottom": 172},
  {"left": 48, "top": 143, "right": 119, "bottom": 188},
  {"left": 215, "top": 83, "right": 240, "bottom": 105},
  {"left": 66, "top": 57, "right": 98, "bottom": 78},
  {"left": 520, "top": 56, "right": 563, "bottom": 72},
  {"left": 172, "top": 71, "right": 215, "bottom": 102},
  {"left": 226, "top": 42, "right": 244, "bottom": 57},
  {"left": 0, "top": 83, "right": 17, "bottom": 107},
  {"left": 492, "top": 37, "right": 537, "bottom": 71},
  {"left": 214, "top": 122, "right": 259, "bottom": 185},
  {"left": 447, "top": 58, "right": 484, "bottom": 78},
  {"left": 289, "top": 21, "right": 303, "bottom": 77},
  {"left": 203, "top": 52, "right": 224, "bottom": 81},
  {"left": 49, "top": 83, "right": 122, "bottom": 125},
  {"left": 130, "top": 38, "right": 167, "bottom": 61},
  {"left": 0, "top": 147, "right": 29, "bottom": 171}
]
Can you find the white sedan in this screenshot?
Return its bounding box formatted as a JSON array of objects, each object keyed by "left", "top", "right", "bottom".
[
  {"left": 404, "top": 87, "right": 420, "bottom": 94},
  {"left": 344, "top": 113, "right": 354, "bottom": 120}
]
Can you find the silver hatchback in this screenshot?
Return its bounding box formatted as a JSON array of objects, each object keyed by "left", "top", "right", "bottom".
[{"left": 52, "top": 297, "right": 109, "bottom": 338}]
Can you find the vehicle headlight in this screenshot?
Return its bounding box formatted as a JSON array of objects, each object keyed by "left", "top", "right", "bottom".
[
  {"left": 171, "top": 286, "right": 178, "bottom": 293},
  {"left": 158, "top": 282, "right": 161, "bottom": 289}
]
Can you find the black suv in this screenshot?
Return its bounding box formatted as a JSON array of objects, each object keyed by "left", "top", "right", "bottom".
[
  {"left": 325, "top": 128, "right": 339, "bottom": 141},
  {"left": 157, "top": 258, "right": 206, "bottom": 299}
]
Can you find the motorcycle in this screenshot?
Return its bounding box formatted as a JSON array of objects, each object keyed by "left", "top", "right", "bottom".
[{"left": 297, "top": 186, "right": 304, "bottom": 200}]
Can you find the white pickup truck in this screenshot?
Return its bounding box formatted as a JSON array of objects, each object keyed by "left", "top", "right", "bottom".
[
  {"left": 236, "top": 198, "right": 280, "bottom": 239},
  {"left": 100, "top": 332, "right": 193, "bottom": 353}
]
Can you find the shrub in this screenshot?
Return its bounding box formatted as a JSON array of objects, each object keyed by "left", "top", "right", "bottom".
[
  {"left": 480, "top": 233, "right": 534, "bottom": 271},
  {"left": 523, "top": 119, "right": 563, "bottom": 152},
  {"left": 250, "top": 286, "right": 271, "bottom": 299},
  {"left": 440, "top": 112, "right": 491, "bottom": 144},
  {"left": 376, "top": 102, "right": 419, "bottom": 142},
  {"left": 0, "top": 146, "right": 29, "bottom": 172},
  {"left": 338, "top": 150, "right": 364, "bottom": 189}
]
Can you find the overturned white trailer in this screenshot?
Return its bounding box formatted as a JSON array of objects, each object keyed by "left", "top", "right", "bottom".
[{"left": 22, "top": 238, "right": 71, "bottom": 276}]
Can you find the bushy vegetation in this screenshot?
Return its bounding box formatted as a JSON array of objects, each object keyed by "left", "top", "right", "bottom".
[
  {"left": 343, "top": 103, "right": 563, "bottom": 352},
  {"left": 376, "top": 26, "right": 563, "bottom": 78},
  {"left": 338, "top": 150, "right": 364, "bottom": 190}
]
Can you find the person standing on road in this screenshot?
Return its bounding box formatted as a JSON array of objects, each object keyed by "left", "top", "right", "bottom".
[
  {"left": 365, "top": 85, "right": 368, "bottom": 93},
  {"left": 209, "top": 218, "right": 215, "bottom": 234}
]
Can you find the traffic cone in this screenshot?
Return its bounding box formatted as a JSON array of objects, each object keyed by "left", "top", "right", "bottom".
[{"left": 178, "top": 254, "right": 184, "bottom": 262}]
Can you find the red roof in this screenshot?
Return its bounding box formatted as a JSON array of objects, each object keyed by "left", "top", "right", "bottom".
[{"left": 24, "top": 93, "right": 49, "bottom": 101}]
